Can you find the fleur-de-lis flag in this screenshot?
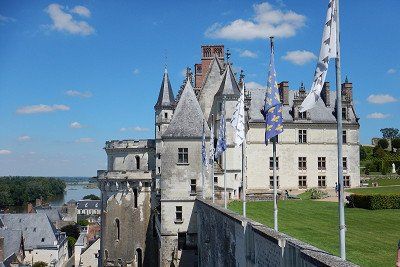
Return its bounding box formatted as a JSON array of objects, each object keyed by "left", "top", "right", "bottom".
[{"left": 264, "top": 39, "right": 283, "bottom": 143}]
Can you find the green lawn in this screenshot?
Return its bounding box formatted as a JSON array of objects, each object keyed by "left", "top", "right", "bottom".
[
  {"left": 347, "top": 186, "right": 400, "bottom": 195},
  {"left": 367, "top": 178, "right": 400, "bottom": 187},
  {"left": 229, "top": 200, "right": 400, "bottom": 267}
]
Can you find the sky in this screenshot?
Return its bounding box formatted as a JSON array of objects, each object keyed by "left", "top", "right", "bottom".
[{"left": 0, "top": 0, "right": 399, "bottom": 177}]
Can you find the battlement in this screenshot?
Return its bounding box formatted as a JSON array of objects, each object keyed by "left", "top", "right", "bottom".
[
  {"left": 97, "top": 170, "right": 153, "bottom": 180},
  {"left": 105, "top": 139, "right": 155, "bottom": 150}
]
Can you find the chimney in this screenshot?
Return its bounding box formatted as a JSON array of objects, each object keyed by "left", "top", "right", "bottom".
[
  {"left": 194, "top": 45, "right": 225, "bottom": 88},
  {"left": 341, "top": 76, "right": 353, "bottom": 101},
  {"left": 321, "top": 82, "right": 331, "bottom": 107},
  {"left": 278, "top": 81, "right": 289, "bottom": 105},
  {"left": 0, "top": 237, "right": 4, "bottom": 262},
  {"left": 27, "top": 203, "right": 34, "bottom": 213}
]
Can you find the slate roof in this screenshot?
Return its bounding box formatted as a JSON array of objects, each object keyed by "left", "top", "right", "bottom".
[
  {"left": 248, "top": 88, "right": 358, "bottom": 124},
  {"left": 163, "top": 79, "right": 210, "bottom": 138},
  {"left": 0, "top": 213, "right": 62, "bottom": 250},
  {"left": 0, "top": 228, "right": 22, "bottom": 264},
  {"left": 77, "top": 200, "right": 101, "bottom": 210},
  {"left": 154, "top": 68, "right": 175, "bottom": 108},
  {"left": 217, "top": 64, "right": 240, "bottom": 97},
  {"left": 35, "top": 207, "right": 62, "bottom": 222}
]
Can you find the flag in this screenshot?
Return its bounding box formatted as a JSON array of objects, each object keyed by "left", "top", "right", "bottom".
[
  {"left": 209, "top": 116, "right": 214, "bottom": 166},
  {"left": 231, "top": 83, "right": 245, "bottom": 147},
  {"left": 300, "top": 0, "right": 337, "bottom": 112},
  {"left": 215, "top": 112, "right": 226, "bottom": 159},
  {"left": 264, "top": 39, "right": 283, "bottom": 142},
  {"left": 201, "top": 120, "right": 208, "bottom": 170}
]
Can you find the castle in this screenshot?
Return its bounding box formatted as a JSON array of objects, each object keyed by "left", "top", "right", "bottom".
[{"left": 96, "top": 45, "right": 360, "bottom": 266}]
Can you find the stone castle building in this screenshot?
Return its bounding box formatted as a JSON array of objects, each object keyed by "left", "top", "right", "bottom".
[{"left": 96, "top": 45, "right": 360, "bottom": 266}]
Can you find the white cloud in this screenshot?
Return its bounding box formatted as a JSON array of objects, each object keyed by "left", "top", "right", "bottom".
[
  {"left": 387, "top": 68, "right": 397, "bottom": 74},
  {"left": 71, "top": 6, "right": 91, "bottom": 18},
  {"left": 367, "top": 113, "right": 390, "bottom": 119},
  {"left": 28, "top": 151, "right": 36, "bottom": 155},
  {"left": 18, "top": 135, "right": 31, "bottom": 141},
  {"left": 120, "top": 126, "right": 150, "bottom": 132},
  {"left": 70, "top": 122, "right": 83, "bottom": 129},
  {"left": 205, "top": 2, "right": 306, "bottom": 40},
  {"left": 45, "top": 4, "right": 94, "bottom": 36},
  {"left": 65, "top": 90, "right": 92, "bottom": 98},
  {"left": 0, "top": 15, "right": 16, "bottom": 24},
  {"left": 246, "top": 81, "right": 266, "bottom": 90},
  {"left": 367, "top": 94, "right": 397, "bottom": 104},
  {"left": 16, "top": 104, "right": 70, "bottom": 114},
  {"left": 282, "top": 50, "right": 317, "bottom": 65},
  {"left": 120, "top": 127, "right": 127, "bottom": 132},
  {"left": 239, "top": 49, "right": 258, "bottom": 58},
  {"left": 132, "top": 68, "right": 140, "bottom": 75},
  {"left": 75, "top": 137, "right": 94, "bottom": 143},
  {"left": 0, "top": 150, "right": 12, "bottom": 155}
]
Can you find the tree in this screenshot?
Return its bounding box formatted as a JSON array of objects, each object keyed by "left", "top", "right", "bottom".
[
  {"left": 83, "top": 194, "right": 100, "bottom": 200},
  {"left": 377, "top": 139, "right": 389, "bottom": 150},
  {"left": 392, "top": 138, "right": 400, "bottom": 151},
  {"left": 78, "top": 219, "right": 89, "bottom": 226},
  {"left": 32, "top": 262, "right": 48, "bottom": 267},
  {"left": 360, "top": 146, "right": 367, "bottom": 160},
  {"left": 380, "top": 128, "right": 399, "bottom": 139},
  {"left": 61, "top": 224, "right": 80, "bottom": 239},
  {"left": 373, "top": 146, "right": 385, "bottom": 158}
]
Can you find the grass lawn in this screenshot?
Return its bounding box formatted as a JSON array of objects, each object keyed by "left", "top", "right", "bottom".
[
  {"left": 347, "top": 186, "right": 400, "bottom": 195},
  {"left": 229, "top": 200, "right": 400, "bottom": 267},
  {"left": 367, "top": 178, "right": 400, "bottom": 187}
]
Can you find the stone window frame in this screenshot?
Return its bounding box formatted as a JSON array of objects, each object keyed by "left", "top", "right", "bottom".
[
  {"left": 318, "top": 176, "right": 326, "bottom": 188},
  {"left": 298, "top": 176, "right": 307, "bottom": 189},
  {"left": 269, "top": 176, "right": 280, "bottom": 189},
  {"left": 343, "top": 157, "right": 348, "bottom": 170},
  {"left": 177, "top": 148, "right": 189, "bottom": 164},
  {"left": 318, "top": 157, "right": 326, "bottom": 171},
  {"left": 344, "top": 176, "right": 350, "bottom": 188},
  {"left": 175, "top": 206, "right": 183, "bottom": 223},
  {"left": 190, "top": 179, "right": 197, "bottom": 195},
  {"left": 298, "top": 129, "right": 307, "bottom": 143},
  {"left": 342, "top": 130, "right": 347, "bottom": 144},
  {"left": 269, "top": 157, "right": 279, "bottom": 170},
  {"left": 298, "top": 157, "right": 307, "bottom": 170},
  {"left": 214, "top": 177, "right": 218, "bottom": 185}
]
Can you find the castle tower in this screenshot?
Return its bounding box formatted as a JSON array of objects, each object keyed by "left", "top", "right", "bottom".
[
  {"left": 158, "top": 79, "right": 210, "bottom": 266},
  {"left": 154, "top": 68, "right": 175, "bottom": 193}
]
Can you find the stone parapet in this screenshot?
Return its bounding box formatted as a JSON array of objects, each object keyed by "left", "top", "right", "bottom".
[
  {"left": 105, "top": 139, "right": 155, "bottom": 150},
  {"left": 97, "top": 170, "right": 153, "bottom": 181}
]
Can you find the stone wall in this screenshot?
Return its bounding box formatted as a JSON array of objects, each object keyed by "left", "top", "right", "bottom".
[{"left": 196, "top": 199, "right": 358, "bottom": 267}]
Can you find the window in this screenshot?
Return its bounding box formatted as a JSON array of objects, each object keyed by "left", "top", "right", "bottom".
[
  {"left": 175, "top": 206, "right": 183, "bottom": 222},
  {"left": 41, "top": 238, "right": 45, "bottom": 242},
  {"left": 342, "top": 131, "right": 347, "bottom": 144},
  {"left": 164, "top": 112, "right": 168, "bottom": 119},
  {"left": 134, "top": 189, "right": 138, "bottom": 208},
  {"left": 158, "top": 167, "right": 161, "bottom": 174},
  {"left": 298, "top": 157, "right": 307, "bottom": 170},
  {"left": 157, "top": 153, "right": 161, "bottom": 159},
  {"left": 343, "top": 157, "right": 348, "bottom": 170},
  {"left": 219, "top": 102, "right": 223, "bottom": 112},
  {"left": 157, "top": 125, "right": 160, "bottom": 132},
  {"left": 136, "top": 248, "right": 143, "bottom": 267},
  {"left": 318, "top": 176, "right": 326, "bottom": 188},
  {"left": 318, "top": 157, "right": 326, "bottom": 170},
  {"left": 269, "top": 176, "right": 280, "bottom": 189},
  {"left": 190, "top": 179, "right": 196, "bottom": 195},
  {"left": 298, "top": 130, "right": 307, "bottom": 143},
  {"left": 342, "top": 107, "right": 347, "bottom": 120},
  {"left": 344, "top": 176, "right": 350, "bottom": 188},
  {"left": 135, "top": 156, "right": 140, "bottom": 170},
  {"left": 115, "top": 218, "right": 120, "bottom": 240},
  {"left": 298, "top": 176, "right": 307, "bottom": 189},
  {"left": 299, "top": 111, "right": 307, "bottom": 119},
  {"left": 178, "top": 148, "right": 188, "bottom": 164},
  {"left": 214, "top": 177, "right": 218, "bottom": 185},
  {"left": 269, "top": 157, "right": 279, "bottom": 170}
]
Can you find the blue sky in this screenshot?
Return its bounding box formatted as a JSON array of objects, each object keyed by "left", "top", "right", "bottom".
[{"left": 0, "top": 0, "right": 399, "bottom": 176}]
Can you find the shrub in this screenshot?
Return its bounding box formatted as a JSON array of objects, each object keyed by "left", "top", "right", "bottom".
[
  {"left": 364, "top": 164, "right": 370, "bottom": 175},
  {"left": 360, "top": 146, "right": 367, "bottom": 160},
  {"left": 33, "top": 262, "right": 48, "bottom": 267},
  {"left": 306, "top": 188, "right": 329, "bottom": 199},
  {"left": 378, "top": 139, "right": 389, "bottom": 149},
  {"left": 392, "top": 138, "right": 400, "bottom": 151},
  {"left": 373, "top": 146, "right": 386, "bottom": 158},
  {"left": 347, "top": 194, "right": 400, "bottom": 210}
]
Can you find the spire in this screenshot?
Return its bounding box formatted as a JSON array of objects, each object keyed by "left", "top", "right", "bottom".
[
  {"left": 217, "top": 63, "right": 240, "bottom": 97},
  {"left": 163, "top": 79, "right": 210, "bottom": 138},
  {"left": 154, "top": 68, "right": 175, "bottom": 109},
  {"left": 345, "top": 75, "right": 349, "bottom": 83}
]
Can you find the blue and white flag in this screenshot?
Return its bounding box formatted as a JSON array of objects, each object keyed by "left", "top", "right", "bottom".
[
  {"left": 231, "top": 83, "right": 245, "bottom": 147},
  {"left": 201, "top": 120, "right": 208, "bottom": 170},
  {"left": 264, "top": 40, "right": 283, "bottom": 143},
  {"left": 209, "top": 117, "right": 214, "bottom": 165},
  {"left": 215, "top": 112, "right": 226, "bottom": 159}
]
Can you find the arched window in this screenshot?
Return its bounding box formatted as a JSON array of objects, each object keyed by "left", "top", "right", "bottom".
[
  {"left": 135, "top": 156, "right": 140, "bottom": 170},
  {"left": 134, "top": 189, "right": 138, "bottom": 208},
  {"left": 136, "top": 248, "right": 143, "bottom": 267},
  {"left": 115, "top": 218, "right": 120, "bottom": 241}
]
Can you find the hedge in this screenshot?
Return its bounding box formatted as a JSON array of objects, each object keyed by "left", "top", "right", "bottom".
[{"left": 346, "top": 194, "right": 400, "bottom": 210}]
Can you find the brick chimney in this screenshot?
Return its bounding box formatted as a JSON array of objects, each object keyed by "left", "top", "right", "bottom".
[
  {"left": 321, "top": 82, "right": 331, "bottom": 107},
  {"left": 194, "top": 45, "right": 224, "bottom": 88},
  {"left": 278, "top": 81, "right": 289, "bottom": 105},
  {"left": 341, "top": 76, "right": 353, "bottom": 101}
]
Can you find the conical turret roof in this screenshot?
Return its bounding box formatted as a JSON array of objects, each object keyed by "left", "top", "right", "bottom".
[
  {"left": 154, "top": 68, "right": 175, "bottom": 109},
  {"left": 163, "top": 79, "right": 210, "bottom": 138},
  {"left": 217, "top": 63, "right": 240, "bottom": 97}
]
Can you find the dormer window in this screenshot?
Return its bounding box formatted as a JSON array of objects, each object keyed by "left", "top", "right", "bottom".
[
  {"left": 299, "top": 111, "right": 307, "bottom": 120},
  {"left": 342, "top": 107, "right": 347, "bottom": 120},
  {"left": 164, "top": 112, "right": 168, "bottom": 119}
]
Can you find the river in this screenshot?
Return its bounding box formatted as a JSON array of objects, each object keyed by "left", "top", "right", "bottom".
[{"left": 49, "top": 182, "right": 101, "bottom": 207}]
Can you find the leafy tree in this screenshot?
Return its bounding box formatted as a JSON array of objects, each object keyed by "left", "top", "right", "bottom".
[
  {"left": 83, "top": 194, "right": 100, "bottom": 200},
  {"left": 373, "top": 146, "right": 385, "bottom": 158},
  {"left": 377, "top": 139, "right": 389, "bottom": 150},
  {"left": 392, "top": 138, "right": 400, "bottom": 150},
  {"left": 360, "top": 146, "right": 367, "bottom": 160},
  {"left": 78, "top": 219, "right": 89, "bottom": 226},
  {"left": 61, "top": 224, "right": 80, "bottom": 239},
  {"left": 32, "top": 262, "right": 48, "bottom": 267},
  {"left": 380, "top": 128, "right": 399, "bottom": 139}
]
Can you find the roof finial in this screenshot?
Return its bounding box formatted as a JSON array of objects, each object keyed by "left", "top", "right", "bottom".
[
  {"left": 185, "top": 67, "right": 193, "bottom": 83},
  {"left": 164, "top": 49, "right": 168, "bottom": 71},
  {"left": 226, "top": 48, "right": 231, "bottom": 63},
  {"left": 239, "top": 69, "right": 245, "bottom": 83},
  {"left": 345, "top": 75, "right": 349, "bottom": 83}
]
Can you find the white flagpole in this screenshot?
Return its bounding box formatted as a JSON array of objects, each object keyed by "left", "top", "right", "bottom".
[
  {"left": 242, "top": 132, "right": 247, "bottom": 217},
  {"left": 335, "top": 0, "right": 346, "bottom": 260},
  {"left": 211, "top": 114, "right": 215, "bottom": 203},
  {"left": 272, "top": 137, "right": 278, "bottom": 231},
  {"left": 202, "top": 119, "right": 205, "bottom": 199},
  {"left": 223, "top": 97, "right": 227, "bottom": 209}
]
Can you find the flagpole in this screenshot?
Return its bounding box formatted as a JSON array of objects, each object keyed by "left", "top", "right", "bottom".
[
  {"left": 202, "top": 119, "right": 205, "bottom": 199},
  {"left": 334, "top": 0, "right": 346, "bottom": 260},
  {"left": 223, "top": 97, "right": 227, "bottom": 209},
  {"left": 272, "top": 136, "right": 278, "bottom": 232},
  {"left": 211, "top": 114, "right": 215, "bottom": 203},
  {"left": 242, "top": 132, "right": 246, "bottom": 217}
]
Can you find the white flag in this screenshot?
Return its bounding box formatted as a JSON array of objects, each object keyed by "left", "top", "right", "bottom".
[
  {"left": 209, "top": 117, "right": 214, "bottom": 165},
  {"left": 300, "top": 0, "right": 337, "bottom": 112},
  {"left": 231, "top": 84, "right": 245, "bottom": 147}
]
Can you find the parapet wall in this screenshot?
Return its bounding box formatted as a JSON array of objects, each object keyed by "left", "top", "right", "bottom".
[{"left": 196, "top": 199, "right": 358, "bottom": 267}]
